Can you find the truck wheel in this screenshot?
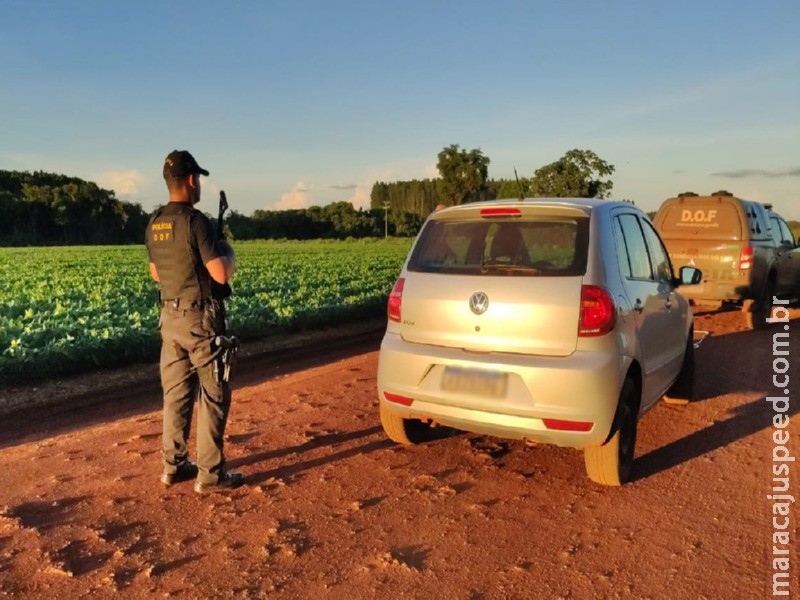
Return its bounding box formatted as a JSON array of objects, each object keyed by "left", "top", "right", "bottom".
[
  {"left": 664, "top": 329, "right": 695, "bottom": 405},
  {"left": 380, "top": 403, "right": 432, "bottom": 445},
  {"left": 584, "top": 379, "right": 637, "bottom": 486},
  {"left": 743, "top": 279, "right": 775, "bottom": 330}
]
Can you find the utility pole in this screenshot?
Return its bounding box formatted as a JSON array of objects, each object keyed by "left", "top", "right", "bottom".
[{"left": 383, "top": 201, "right": 390, "bottom": 239}]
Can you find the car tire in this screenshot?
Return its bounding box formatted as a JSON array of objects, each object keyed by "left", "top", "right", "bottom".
[
  {"left": 743, "top": 278, "right": 775, "bottom": 330},
  {"left": 663, "top": 328, "right": 695, "bottom": 405},
  {"left": 380, "top": 402, "right": 433, "bottom": 445},
  {"left": 584, "top": 378, "right": 637, "bottom": 486}
]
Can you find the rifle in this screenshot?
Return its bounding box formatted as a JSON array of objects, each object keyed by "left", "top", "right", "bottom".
[{"left": 211, "top": 190, "right": 233, "bottom": 300}]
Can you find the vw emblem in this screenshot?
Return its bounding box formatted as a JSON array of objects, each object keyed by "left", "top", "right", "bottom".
[{"left": 469, "top": 291, "right": 489, "bottom": 315}]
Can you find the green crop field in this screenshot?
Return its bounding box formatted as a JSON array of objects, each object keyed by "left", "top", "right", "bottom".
[{"left": 0, "top": 239, "right": 412, "bottom": 384}]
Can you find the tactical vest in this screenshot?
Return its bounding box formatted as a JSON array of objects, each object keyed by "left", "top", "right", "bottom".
[{"left": 146, "top": 203, "right": 213, "bottom": 304}]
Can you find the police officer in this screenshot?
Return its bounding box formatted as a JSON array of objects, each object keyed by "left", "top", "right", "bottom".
[{"left": 145, "top": 150, "right": 244, "bottom": 494}]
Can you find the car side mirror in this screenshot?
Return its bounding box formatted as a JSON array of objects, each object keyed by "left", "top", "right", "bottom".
[{"left": 675, "top": 266, "right": 702, "bottom": 287}]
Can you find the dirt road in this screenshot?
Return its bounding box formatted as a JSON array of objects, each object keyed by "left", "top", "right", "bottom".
[{"left": 0, "top": 311, "right": 798, "bottom": 599}]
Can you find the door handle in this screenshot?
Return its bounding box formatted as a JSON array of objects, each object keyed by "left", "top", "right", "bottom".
[{"left": 634, "top": 299, "right": 643, "bottom": 313}]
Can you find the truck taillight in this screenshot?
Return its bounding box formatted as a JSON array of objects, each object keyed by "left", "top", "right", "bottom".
[
  {"left": 387, "top": 278, "right": 405, "bottom": 323},
  {"left": 739, "top": 246, "right": 753, "bottom": 270},
  {"left": 579, "top": 285, "right": 616, "bottom": 337}
]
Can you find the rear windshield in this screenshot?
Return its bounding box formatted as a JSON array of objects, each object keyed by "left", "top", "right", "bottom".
[
  {"left": 407, "top": 217, "right": 589, "bottom": 276},
  {"left": 657, "top": 201, "right": 744, "bottom": 239}
]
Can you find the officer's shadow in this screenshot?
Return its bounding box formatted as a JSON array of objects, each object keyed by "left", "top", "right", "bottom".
[{"left": 226, "top": 425, "right": 393, "bottom": 485}]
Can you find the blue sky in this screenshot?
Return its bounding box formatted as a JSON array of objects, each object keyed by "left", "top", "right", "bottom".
[{"left": 1, "top": 1, "right": 798, "bottom": 219}]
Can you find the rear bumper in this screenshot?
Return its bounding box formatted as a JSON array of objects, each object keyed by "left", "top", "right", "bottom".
[
  {"left": 669, "top": 258, "right": 753, "bottom": 302},
  {"left": 377, "top": 333, "right": 628, "bottom": 448}
]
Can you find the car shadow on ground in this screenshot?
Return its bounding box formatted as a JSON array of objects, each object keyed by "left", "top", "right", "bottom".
[
  {"left": 634, "top": 317, "right": 799, "bottom": 481},
  {"left": 691, "top": 317, "right": 800, "bottom": 402},
  {"left": 633, "top": 396, "right": 797, "bottom": 482}
]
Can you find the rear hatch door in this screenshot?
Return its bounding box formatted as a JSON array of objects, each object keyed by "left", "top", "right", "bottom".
[
  {"left": 656, "top": 198, "right": 747, "bottom": 277},
  {"left": 662, "top": 239, "right": 746, "bottom": 279},
  {"left": 400, "top": 274, "right": 583, "bottom": 357},
  {"left": 400, "top": 204, "right": 590, "bottom": 357}
]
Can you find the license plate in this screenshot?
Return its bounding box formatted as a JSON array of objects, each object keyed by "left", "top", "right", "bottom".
[{"left": 441, "top": 367, "right": 508, "bottom": 398}]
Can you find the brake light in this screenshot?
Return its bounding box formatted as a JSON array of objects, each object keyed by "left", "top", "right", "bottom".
[
  {"left": 543, "top": 419, "right": 594, "bottom": 432},
  {"left": 739, "top": 246, "right": 753, "bottom": 270},
  {"left": 480, "top": 207, "right": 521, "bottom": 217},
  {"left": 579, "top": 285, "right": 616, "bottom": 337},
  {"left": 387, "top": 278, "right": 405, "bottom": 323},
  {"left": 384, "top": 392, "right": 414, "bottom": 406}
]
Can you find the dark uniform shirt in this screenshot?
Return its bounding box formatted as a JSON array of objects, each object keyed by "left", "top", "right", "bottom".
[{"left": 145, "top": 202, "right": 221, "bottom": 305}]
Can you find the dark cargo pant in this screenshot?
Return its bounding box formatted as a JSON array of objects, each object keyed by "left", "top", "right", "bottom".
[{"left": 159, "top": 302, "right": 230, "bottom": 485}]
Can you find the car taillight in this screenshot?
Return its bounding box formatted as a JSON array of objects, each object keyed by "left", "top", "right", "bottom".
[
  {"left": 387, "top": 277, "right": 405, "bottom": 323},
  {"left": 739, "top": 246, "right": 753, "bottom": 270},
  {"left": 384, "top": 392, "right": 414, "bottom": 406},
  {"left": 543, "top": 418, "right": 594, "bottom": 432},
  {"left": 579, "top": 285, "right": 616, "bottom": 337}
]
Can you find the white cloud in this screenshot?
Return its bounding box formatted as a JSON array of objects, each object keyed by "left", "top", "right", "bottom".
[
  {"left": 347, "top": 185, "right": 371, "bottom": 210},
  {"left": 359, "top": 157, "right": 441, "bottom": 187},
  {"left": 423, "top": 162, "right": 439, "bottom": 178},
  {"left": 270, "top": 182, "right": 313, "bottom": 211},
  {"left": 94, "top": 170, "right": 146, "bottom": 197}
]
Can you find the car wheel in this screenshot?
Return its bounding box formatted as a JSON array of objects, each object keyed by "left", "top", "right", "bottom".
[
  {"left": 379, "top": 402, "right": 433, "bottom": 445},
  {"left": 663, "top": 328, "right": 695, "bottom": 405},
  {"left": 584, "top": 378, "right": 638, "bottom": 486},
  {"left": 743, "top": 279, "right": 775, "bottom": 330}
]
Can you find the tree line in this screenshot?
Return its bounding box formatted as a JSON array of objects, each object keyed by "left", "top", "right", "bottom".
[
  {"left": 370, "top": 146, "right": 615, "bottom": 216},
  {"left": 225, "top": 202, "right": 422, "bottom": 240},
  {"left": 0, "top": 147, "right": 616, "bottom": 246},
  {"left": 216, "top": 145, "right": 615, "bottom": 241},
  {"left": 0, "top": 170, "right": 150, "bottom": 246}
]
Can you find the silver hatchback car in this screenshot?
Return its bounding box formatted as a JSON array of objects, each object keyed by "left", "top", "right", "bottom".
[{"left": 377, "top": 199, "right": 701, "bottom": 485}]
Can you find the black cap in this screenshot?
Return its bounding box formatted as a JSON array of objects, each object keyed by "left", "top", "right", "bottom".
[{"left": 163, "top": 150, "right": 210, "bottom": 179}]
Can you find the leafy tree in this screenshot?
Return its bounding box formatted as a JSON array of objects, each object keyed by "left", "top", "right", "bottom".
[
  {"left": 121, "top": 202, "right": 150, "bottom": 243},
  {"left": 226, "top": 203, "right": 419, "bottom": 241},
  {"left": 319, "top": 202, "right": 358, "bottom": 237},
  {"left": 436, "top": 144, "right": 490, "bottom": 205},
  {"left": 529, "top": 149, "right": 615, "bottom": 198},
  {"left": 0, "top": 170, "right": 138, "bottom": 245},
  {"left": 21, "top": 184, "right": 58, "bottom": 244},
  {"left": 370, "top": 179, "right": 442, "bottom": 219},
  {"left": 393, "top": 211, "right": 423, "bottom": 236},
  {"left": 370, "top": 182, "right": 390, "bottom": 209},
  {"left": 493, "top": 177, "right": 532, "bottom": 200}
]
